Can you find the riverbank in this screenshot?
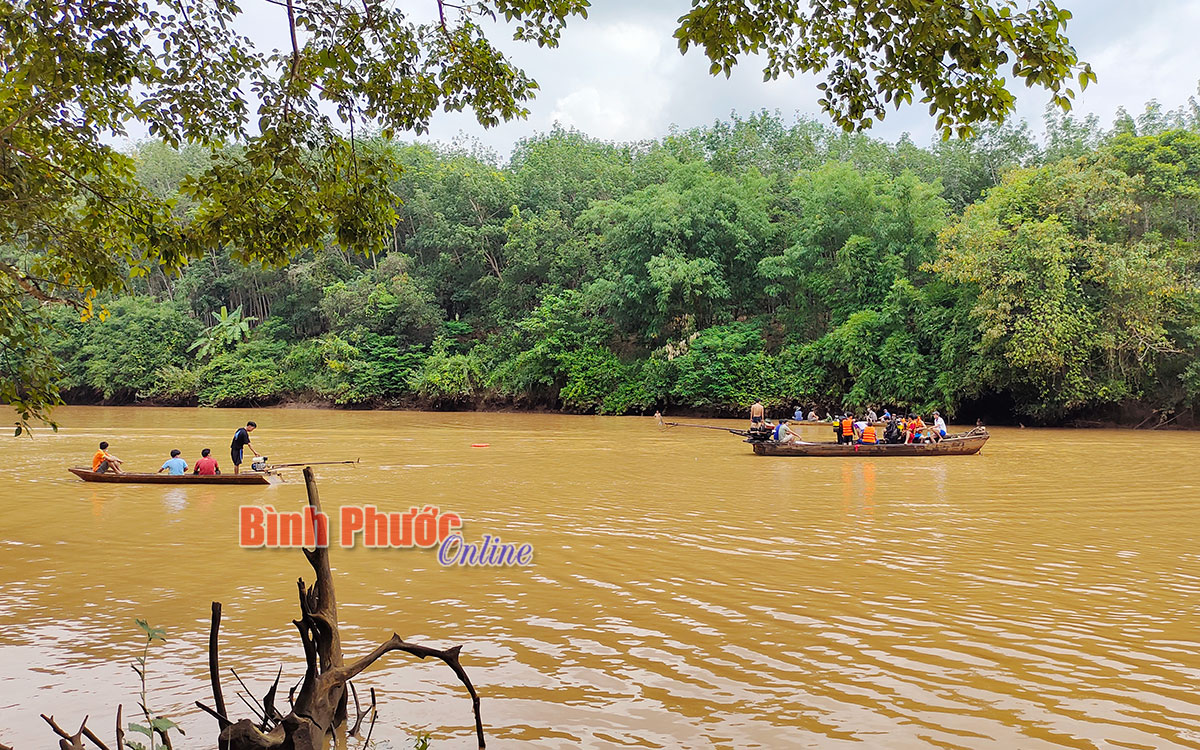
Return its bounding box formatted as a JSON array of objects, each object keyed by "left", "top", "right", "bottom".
[{"left": 53, "top": 391, "right": 1199, "bottom": 430}]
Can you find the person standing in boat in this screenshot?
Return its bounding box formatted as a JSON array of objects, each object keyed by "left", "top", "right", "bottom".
[
  {"left": 749, "top": 401, "right": 774, "bottom": 435},
  {"left": 231, "top": 421, "right": 259, "bottom": 475},
  {"left": 865, "top": 406, "right": 878, "bottom": 423},
  {"left": 157, "top": 449, "right": 188, "bottom": 475},
  {"left": 92, "top": 441, "right": 123, "bottom": 474},
  {"left": 193, "top": 448, "right": 220, "bottom": 475},
  {"left": 750, "top": 401, "right": 766, "bottom": 427}
]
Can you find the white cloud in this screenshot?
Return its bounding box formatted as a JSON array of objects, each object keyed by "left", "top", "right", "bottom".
[
  {"left": 1066, "top": 0, "right": 1200, "bottom": 120},
  {"left": 543, "top": 22, "right": 675, "bottom": 141}
]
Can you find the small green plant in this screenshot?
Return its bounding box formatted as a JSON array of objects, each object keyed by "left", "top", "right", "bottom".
[
  {"left": 125, "top": 619, "right": 181, "bottom": 750},
  {"left": 412, "top": 732, "right": 432, "bottom": 750}
]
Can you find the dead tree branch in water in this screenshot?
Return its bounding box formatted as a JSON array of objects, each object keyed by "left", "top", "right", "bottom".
[
  {"left": 365, "top": 687, "right": 379, "bottom": 743},
  {"left": 40, "top": 714, "right": 113, "bottom": 750},
  {"left": 208, "top": 602, "right": 231, "bottom": 730},
  {"left": 200, "top": 467, "right": 486, "bottom": 749},
  {"left": 348, "top": 681, "right": 364, "bottom": 737}
]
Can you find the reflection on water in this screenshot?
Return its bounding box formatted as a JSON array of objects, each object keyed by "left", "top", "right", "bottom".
[
  {"left": 162, "top": 487, "right": 188, "bottom": 514},
  {"left": 1, "top": 407, "right": 1200, "bottom": 749}
]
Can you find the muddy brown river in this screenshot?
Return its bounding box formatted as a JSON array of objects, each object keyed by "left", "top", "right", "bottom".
[{"left": 1, "top": 407, "right": 1198, "bottom": 748}]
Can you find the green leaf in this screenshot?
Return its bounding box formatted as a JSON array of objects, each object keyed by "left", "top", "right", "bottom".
[{"left": 135, "top": 618, "right": 167, "bottom": 641}]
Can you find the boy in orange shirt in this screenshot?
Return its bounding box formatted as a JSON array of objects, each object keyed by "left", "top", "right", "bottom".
[{"left": 92, "top": 441, "right": 123, "bottom": 474}]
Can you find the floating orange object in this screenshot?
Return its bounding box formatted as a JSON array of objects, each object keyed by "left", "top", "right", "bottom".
[{"left": 471, "top": 443, "right": 490, "bottom": 448}]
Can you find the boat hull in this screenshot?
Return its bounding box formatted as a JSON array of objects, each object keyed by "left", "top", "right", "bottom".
[
  {"left": 750, "top": 432, "right": 988, "bottom": 457},
  {"left": 68, "top": 467, "right": 272, "bottom": 485}
]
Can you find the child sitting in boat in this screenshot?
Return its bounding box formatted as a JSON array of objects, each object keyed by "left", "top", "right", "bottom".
[
  {"left": 157, "top": 449, "right": 188, "bottom": 475},
  {"left": 92, "top": 442, "right": 123, "bottom": 474}
]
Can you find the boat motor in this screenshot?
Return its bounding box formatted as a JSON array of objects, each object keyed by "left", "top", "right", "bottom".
[{"left": 251, "top": 456, "right": 268, "bottom": 472}]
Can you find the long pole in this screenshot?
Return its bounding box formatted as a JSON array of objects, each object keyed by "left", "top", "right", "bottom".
[
  {"left": 661, "top": 421, "right": 752, "bottom": 437},
  {"left": 267, "top": 459, "right": 360, "bottom": 469}
]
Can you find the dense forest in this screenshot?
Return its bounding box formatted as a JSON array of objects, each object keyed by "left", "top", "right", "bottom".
[{"left": 38, "top": 102, "right": 1200, "bottom": 425}]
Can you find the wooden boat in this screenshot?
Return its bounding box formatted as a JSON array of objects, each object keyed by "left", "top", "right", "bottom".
[
  {"left": 749, "top": 430, "right": 989, "bottom": 457},
  {"left": 68, "top": 467, "right": 273, "bottom": 485}
]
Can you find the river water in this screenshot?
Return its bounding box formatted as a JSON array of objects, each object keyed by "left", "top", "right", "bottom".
[{"left": 1, "top": 407, "right": 1198, "bottom": 748}]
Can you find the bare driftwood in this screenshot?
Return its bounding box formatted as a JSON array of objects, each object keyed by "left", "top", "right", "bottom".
[
  {"left": 365, "top": 688, "right": 379, "bottom": 744},
  {"left": 195, "top": 466, "right": 486, "bottom": 749},
  {"left": 209, "top": 602, "right": 231, "bottom": 730},
  {"left": 40, "top": 714, "right": 113, "bottom": 750}
]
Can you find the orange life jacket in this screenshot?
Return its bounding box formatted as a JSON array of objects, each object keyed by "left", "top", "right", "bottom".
[
  {"left": 841, "top": 418, "right": 854, "bottom": 436},
  {"left": 861, "top": 426, "right": 877, "bottom": 444}
]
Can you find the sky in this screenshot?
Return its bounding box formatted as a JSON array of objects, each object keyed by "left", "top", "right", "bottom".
[{"left": 241, "top": 0, "right": 1200, "bottom": 158}]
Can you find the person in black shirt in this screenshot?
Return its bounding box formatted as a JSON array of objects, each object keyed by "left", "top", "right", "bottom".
[
  {"left": 883, "top": 419, "right": 902, "bottom": 445},
  {"left": 231, "top": 421, "right": 258, "bottom": 474}
]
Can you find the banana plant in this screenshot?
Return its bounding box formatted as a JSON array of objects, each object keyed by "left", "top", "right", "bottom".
[{"left": 188, "top": 305, "right": 257, "bottom": 360}]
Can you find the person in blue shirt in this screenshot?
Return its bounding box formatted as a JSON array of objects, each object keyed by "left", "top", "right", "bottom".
[{"left": 157, "top": 449, "right": 188, "bottom": 475}]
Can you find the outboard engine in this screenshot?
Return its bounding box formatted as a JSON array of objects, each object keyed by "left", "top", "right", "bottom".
[
  {"left": 746, "top": 426, "right": 773, "bottom": 443},
  {"left": 251, "top": 456, "right": 268, "bottom": 472}
]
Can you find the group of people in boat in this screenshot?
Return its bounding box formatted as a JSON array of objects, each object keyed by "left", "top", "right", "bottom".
[
  {"left": 750, "top": 402, "right": 949, "bottom": 445},
  {"left": 828, "top": 411, "right": 948, "bottom": 445},
  {"left": 88, "top": 422, "right": 261, "bottom": 475}
]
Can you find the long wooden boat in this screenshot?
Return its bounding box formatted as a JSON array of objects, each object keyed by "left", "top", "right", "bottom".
[
  {"left": 68, "top": 467, "right": 272, "bottom": 485},
  {"left": 749, "top": 431, "right": 988, "bottom": 457}
]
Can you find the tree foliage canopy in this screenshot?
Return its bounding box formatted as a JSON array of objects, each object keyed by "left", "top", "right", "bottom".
[
  {"left": 676, "top": 0, "right": 1093, "bottom": 136},
  {"left": 0, "top": 0, "right": 1101, "bottom": 427}
]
